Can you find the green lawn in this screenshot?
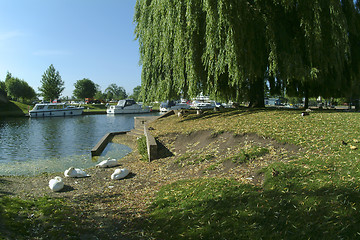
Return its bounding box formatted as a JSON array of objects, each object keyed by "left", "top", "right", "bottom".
[
  {"left": 147, "top": 109, "right": 360, "bottom": 239},
  {"left": 2, "top": 108, "right": 360, "bottom": 239}
]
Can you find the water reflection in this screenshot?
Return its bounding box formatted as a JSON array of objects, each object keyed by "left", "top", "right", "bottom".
[{"left": 0, "top": 113, "right": 159, "bottom": 176}]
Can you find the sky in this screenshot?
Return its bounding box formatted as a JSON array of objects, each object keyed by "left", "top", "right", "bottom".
[{"left": 0, "top": 0, "right": 142, "bottom": 98}]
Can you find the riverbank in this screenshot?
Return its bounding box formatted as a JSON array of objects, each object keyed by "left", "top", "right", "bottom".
[
  {"left": 0, "top": 101, "right": 158, "bottom": 118},
  {"left": 2, "top": 108, "right": 360, "bottom": 239}
]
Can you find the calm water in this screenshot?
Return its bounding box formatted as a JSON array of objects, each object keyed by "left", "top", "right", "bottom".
[{"left": 0, "top": 113, "right": 159, "bottom": 176}]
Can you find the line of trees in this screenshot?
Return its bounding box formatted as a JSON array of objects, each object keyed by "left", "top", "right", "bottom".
[
  {"left": 0, "top": 64, "right": 141, "bottom": 104},
  {"left": 0, "top": 72, "right": 36, "bottom": 102},
  {"left": 134, "top": 0, "right": 360, "bottom": 108}
]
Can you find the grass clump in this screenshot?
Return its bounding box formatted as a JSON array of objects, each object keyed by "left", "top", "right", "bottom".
[
  {"left": 137, "top": 136, "right": 148, "bottom": 161},
  {"left": 228, "top": 146, "right": 269, "bottom": 164},
  {"left": 175, "top": 153, "right": 215, "bottom": 166}
]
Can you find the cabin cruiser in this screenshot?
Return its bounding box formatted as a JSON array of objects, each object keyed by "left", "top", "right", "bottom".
[
  {"left": 29, "top": 103, "right": 84, "bottom": 117},
  {"left": 106, "top": 99, "right": 151, "bottom": 114},
  {"left": 159, "top": 100, "right": 191, "bottom": 112}
]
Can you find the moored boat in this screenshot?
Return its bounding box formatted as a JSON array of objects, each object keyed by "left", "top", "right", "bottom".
[
  {"left": 159, "top": 100, "right": 190, "bottom": 112},
  {"left": 29, "top": 103, "right": 84, "bottom": 117},
  {"left": 106, "top": 99, "right": 151, "bottom": 114}
]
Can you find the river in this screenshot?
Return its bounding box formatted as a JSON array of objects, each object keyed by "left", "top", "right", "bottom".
[{"left": 0, "top": 113, "right": 159, "bottom": 176}]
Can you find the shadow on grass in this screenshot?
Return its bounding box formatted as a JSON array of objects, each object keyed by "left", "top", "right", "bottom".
[
  {"left": 0, "top": 101, "right": 26, "bottom": 117},
  {"left": 179, "top": 107, "right": 307, "bottom": 123},
  {"left": 0, "top": 178, "right": 13, "bottom": 196},
  {"left": 145, "top": 178, "right": 360, "bottom": 239}
]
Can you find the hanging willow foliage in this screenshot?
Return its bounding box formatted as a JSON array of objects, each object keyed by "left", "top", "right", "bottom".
[{"left": 134, "top": 0, "right": 356, "bottom": 106}]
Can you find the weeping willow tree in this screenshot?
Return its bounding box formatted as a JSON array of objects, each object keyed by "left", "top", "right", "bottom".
[{"left": 134, "top": 0, "right": 355, "bottom": 108}]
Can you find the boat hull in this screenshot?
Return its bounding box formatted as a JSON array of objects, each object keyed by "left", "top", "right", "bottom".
[
  {"left": 106, "top": 108, "right": 151, "bottom": 114},
  {"left": 29, "top": 109, "right": 83, "bottom": 117}
]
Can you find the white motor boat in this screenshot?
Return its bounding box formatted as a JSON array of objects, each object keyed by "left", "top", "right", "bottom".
[
  {"left": 190, "top": 94, "right": 216, "bottom": 110},
  {"left": 159, "top": 100, "right": 191, "bottom": 112},
  {"left": 29, "top": 103, "right": 84, "bottom": 117},
  {"left": 106, "top": 99, "right": 151, "bottom": 114},
  {"left": 191, "top": 100, "right": 216, "bottom": 110}
]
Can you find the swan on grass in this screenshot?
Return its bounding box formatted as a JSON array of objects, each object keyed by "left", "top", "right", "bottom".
[
  {"left": 49, "top": 176, "right": 64, "bottom": 192},
  {"left": 96, "top": 158, "right": 119, "bottom": 168},
  {"left": 64, "top": 167, "right": 90, "bottom": 178},
  {"left": 111, "top": 168, "right": 130, "bottom": 180}
]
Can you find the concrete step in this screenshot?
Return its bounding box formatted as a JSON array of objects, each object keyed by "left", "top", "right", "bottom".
[{"left": 127, "top": 129, "right": 144, "bottom": 137}]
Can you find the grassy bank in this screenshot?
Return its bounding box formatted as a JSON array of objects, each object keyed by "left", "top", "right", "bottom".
[
  {"left": 2, "top": 108, "right": 360, "bottom": 239},
  {"left": 0, "top": 101, "right": 29, "bottom": 117},
  {"left": 145, "top": 109, "right": 360, "bottom": 239}
]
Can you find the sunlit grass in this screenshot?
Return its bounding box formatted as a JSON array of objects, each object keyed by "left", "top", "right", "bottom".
[{"left": 147, "top": 109, "right": 360, "bottom": 239}]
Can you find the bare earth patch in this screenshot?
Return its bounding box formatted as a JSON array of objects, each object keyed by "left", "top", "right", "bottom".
[{"left": 0, "top": 128, "right": 301, "bottom": 239}]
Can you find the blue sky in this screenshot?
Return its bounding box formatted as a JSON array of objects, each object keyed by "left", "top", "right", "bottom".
[{"left": 0, "top": 0, "right": 141, "bottom": 98}]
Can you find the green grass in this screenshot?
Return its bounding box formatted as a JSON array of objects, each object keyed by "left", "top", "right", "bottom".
[
  {"left": 0, "top": 101, "right": 29, "bottom": 117},
  {"left": 137, "top": 136, "right": 148, "bottom": 161},
  {"left": 147, "top": 109, "right": 360, "bottom": 239},
  {"left": 81, "top": 103, "right": 107, "bottom": 112},
  {"left": 3, "top": 108, "right": 360, "bottom": 238},
  {"left": 0, "top": 196, "right": 80, "bottom": 239},
  {"left": 147, "top": 177, "right": 360, "bottom": 239},
  {"left": 226, "top": 146, "right": 269, "bottom": 164}
]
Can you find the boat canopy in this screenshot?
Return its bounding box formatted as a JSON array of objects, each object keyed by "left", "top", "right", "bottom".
[{"left": 117, "top": 99, "right": 136, "bottom": 107}]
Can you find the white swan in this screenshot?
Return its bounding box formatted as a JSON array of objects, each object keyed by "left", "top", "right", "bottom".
[
  {"left": 49, "top": 176, "right": 64, "bottom": 192},
  {"left": 96, "top": 158, "right": 119, "bottom": 168},
  {"left": 64, "top": 167, "right": 90, "bottom": 178},
  {"left": 111, "top": 168, "right": 130, "bottom": 180}
]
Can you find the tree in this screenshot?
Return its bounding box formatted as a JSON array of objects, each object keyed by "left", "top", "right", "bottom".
[
  {"left": 105, "top": 83, "right": 127, "bottom": 100},
  {"left": 4, "top": 74, "right": 36, "bottom": 101},
  {"left": 21, "top": 81, "right": 36, "bottom": 100},
  {"left": 73, "top": 78, "right": 97, "bottom": 99},
  {"left": 129, "top": 85, "right": 141, "bottom": 101},
  {"left": 38, "top": 64, "right": 64, "bottom": 101},
  {"left": 134, "top": 0, "right": 352, "bottom": 108},
  {"left": 0, "top": 80, "right": 6, "bottom": 92}
]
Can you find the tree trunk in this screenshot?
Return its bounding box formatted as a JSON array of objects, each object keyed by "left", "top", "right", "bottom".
[
  {"left": 304, "top": 87, "right": 309, "bottom": 109},
  {"left": 248, "top": 77, "right": 265, "bottom": 108}
]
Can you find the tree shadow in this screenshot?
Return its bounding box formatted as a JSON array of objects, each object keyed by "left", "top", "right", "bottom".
[
  {"left": 0, "top": 101, "right": 26, "bottom": 117},
  {"left": 144, "top": 178, "right": 360, "bottom": 239},
  {"left": 0, "top": 178, "right": 14, "bottom": 196}
]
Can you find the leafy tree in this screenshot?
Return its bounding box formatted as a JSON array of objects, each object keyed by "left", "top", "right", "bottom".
[
  {"left": 94, "top": 91, "right": 106, "bottom": 101},
  {"left": 38, "top": 64, "right": 64, "bottom": 101},
  {"left": 105, "top": 83, "right": 127, "bottom": 100},
  {"left": 134, "top": 0, "right": 353, "bottom": 108},
  {"left": 21, "top": 81, "right": 36, "bottom": 100},
  {"left": 129, "top": 85, "right": 141, "bottom": 101},
  {"left": 5, "top": 76, "right": 36, "bottom": 101},
  {"left": 73, "top": 78, "right": 97, "bottom": 99},
  {"left": 0, "top": 80, "right": 6, "bottom": 92}
]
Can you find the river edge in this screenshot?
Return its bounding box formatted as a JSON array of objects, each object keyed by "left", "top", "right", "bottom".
[{"left": 0, "top": 111, "right": 301, "bottom": 239}]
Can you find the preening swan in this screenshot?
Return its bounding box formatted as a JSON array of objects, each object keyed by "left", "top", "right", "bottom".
[
  {"left": 49, "top": 176, "right": 64, "bottom": 192},
  {"left": 96, "top": 158, "right": 119, "bottom": 168},
  {"left": 111, "top": 168, "right": 129, "bottom": 180},
  {"left": 64, "top": 167, "right": 90, "bottom": 178}
]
